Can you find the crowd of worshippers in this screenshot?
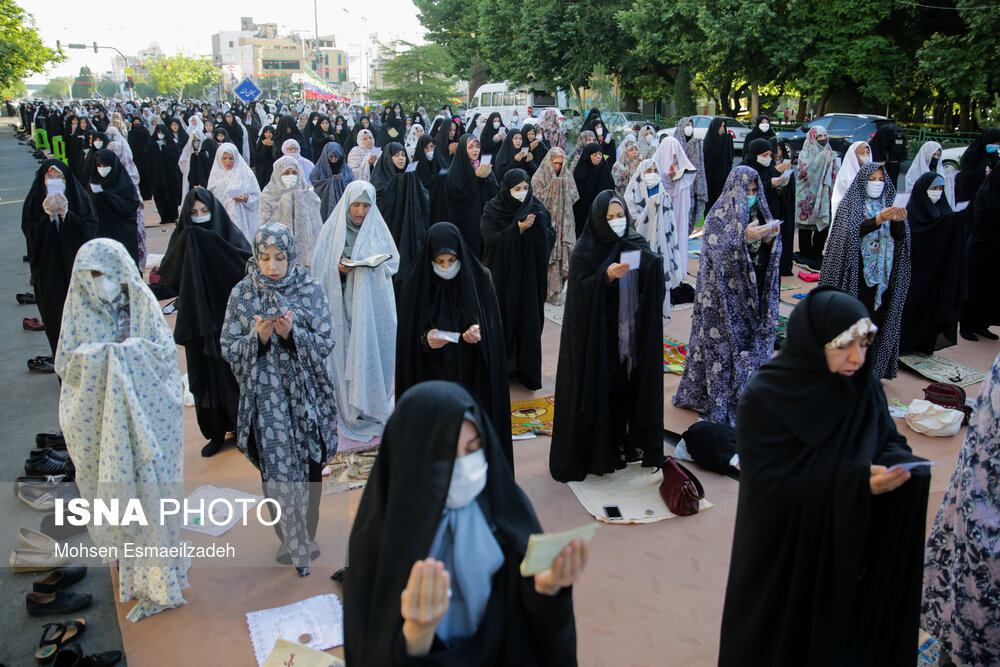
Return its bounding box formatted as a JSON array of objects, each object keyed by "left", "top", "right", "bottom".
[{"left": 17, "top": 96, "right": 1000, "bottom": 664}]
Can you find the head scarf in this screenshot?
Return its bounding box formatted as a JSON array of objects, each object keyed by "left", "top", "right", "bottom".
[
  {"left": 637, "top": 124, "right": 659, "bottom": 159},
  {"left": 309, "top": 141, "right": 356, "bottom": 220},
  {"left": 347, "top": 129, "right": 376, "bottom": 182},
  {"left": 904, "top": 141, "right": 944, "bottom": 194},
  {"left": 832, "top": 141, "right": 871, "bottom": 223},
  {"left": 404, "top": 123, "right": 425, "bottom": 160},
  {"left": 207, "top": 142, "right": 261, "bottom": 241},
  {"left": 260, "top": 156, "right": 324, "bottom": 270},
  {"left": 311, "top": 181, "right": 399, "bottom": 441},
  {"left": 281, "top": 138, "right": 314, "bottom": 181},
  {"left": 612, "top": 135, "right": 641, "bottom": 195},
  {"left": 796, "top": 126, "right": 839, "bottom": 231},
  {"left": 370, "top": 141, "right": 407, "bottom": 195},
  {"left": 820, "top": 162, "right": 910, "bottom": 379},
  {"left": 567, "top": 130, "right": 596, "bottom": 173},
  {"left": 539, "top": 108, "right": 566, "bottom": 151}
]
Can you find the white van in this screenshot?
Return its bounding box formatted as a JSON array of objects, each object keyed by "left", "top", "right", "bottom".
[{"left": 466, "top": 82, "right": 558, "bottom": 127}]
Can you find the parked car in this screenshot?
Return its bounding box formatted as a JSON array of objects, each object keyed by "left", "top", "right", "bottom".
[
  {"left": 940, "top": 146, "right": 966, "bottom": 173},
  {"left": 657, "top": 116, "right": 751, "bottom": 154},
  {"left": 776, "top": 113, "right": 907, "bottom": 159}
]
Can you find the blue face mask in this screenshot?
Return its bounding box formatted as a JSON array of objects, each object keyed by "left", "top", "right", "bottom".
[
  {"left": 986, "top": 144, "right": 1000, "bottom": 154},
  {"left": 747, "top": 194, "right": 758, "bottom": 209}
]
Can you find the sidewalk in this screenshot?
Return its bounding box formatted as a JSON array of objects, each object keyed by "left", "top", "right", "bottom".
[{"left": 0, "top": 118, "right": 128, "bottom": 665}]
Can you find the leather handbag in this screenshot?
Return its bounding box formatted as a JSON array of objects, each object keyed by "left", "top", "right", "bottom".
[
  {"left": 658, "top": 458, "right": 705, "bottom": 516},
  {"left": 923, "top": 382, "right": 971, "bottom": 425}
]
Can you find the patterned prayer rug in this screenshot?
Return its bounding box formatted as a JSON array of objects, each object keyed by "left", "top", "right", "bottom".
[
  {"left": 511, "top": 395, "right": 555, "bottom": 436},
  {"left": 664, "top": 337, "right": 687, "bottom": 374},
  {"left": 917, "top": 636, "right": 940, "bottom": 666},
  {"left": 900, "top": 353, "right": 987, "bottom": 388},
  {"left": 321, "top": 448, "right": 377, "bottom": 495}
]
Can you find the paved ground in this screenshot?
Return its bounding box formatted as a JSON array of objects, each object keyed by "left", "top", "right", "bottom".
[{"left": 0, "top": 117, "right": 127, "bottom": 666}]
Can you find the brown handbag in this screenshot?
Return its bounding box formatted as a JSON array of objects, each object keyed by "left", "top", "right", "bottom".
[{"left": 658, "top": 458, "right": 705, "bottom": 516}]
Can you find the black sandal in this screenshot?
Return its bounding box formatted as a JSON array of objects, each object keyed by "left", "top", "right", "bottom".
[{"left": 36, "top": 618, "right": 86, "bottom": 663}]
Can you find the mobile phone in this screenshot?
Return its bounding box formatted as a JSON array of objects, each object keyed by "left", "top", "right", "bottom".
[{"left": 603, "top": 505, "right": 623, "bottom": 521}]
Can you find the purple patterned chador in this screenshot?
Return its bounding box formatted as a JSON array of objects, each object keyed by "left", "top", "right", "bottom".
[
  {"left": 673, "top": 166, "right": 782, "bottom": 426},
  {"left": 921, "top": 351, "right": 1000, "bottom": 665}
]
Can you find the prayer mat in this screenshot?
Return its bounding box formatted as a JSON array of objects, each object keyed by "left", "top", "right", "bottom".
[
  {"left": 321, "top": 448, "right": 377, "bottom": 495},
  {"left": 543, "top": 302, "right": 564, "bottom": 326},
  {"left": 664, "top": 337, "right": 687, "bottom": 374},
  {"left": 511, "top": 396, "right": 554, "bottom": 436},
  {"left": 780, "top": 283, "right": 797, "bottom": 290},
  {"left": 686, "top": 236, "right": 702, "bottom": 258},
  {"left": 775, "top": 315, "right": 789, "bottom": 344},
  {"left": 567, "top": 461, "right": 713, "bottom": 524},
  {"left": 899, "top": 353, "right": 987, "bottom": 388},
  {"left": 246, "top": 594, "right": 344, "bottom": 666}
]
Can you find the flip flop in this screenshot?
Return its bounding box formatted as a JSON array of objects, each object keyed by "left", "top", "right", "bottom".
[
  {"left": 36, "top": 618, "right": 86, "bottom": 664},
  {"left": 18, "top": 485, "right": 57, "bottom": 511}
]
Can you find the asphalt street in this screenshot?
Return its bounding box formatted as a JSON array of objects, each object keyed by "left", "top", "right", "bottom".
[{"left": 0, "top": 117, "right": 127, "bottom": 666}]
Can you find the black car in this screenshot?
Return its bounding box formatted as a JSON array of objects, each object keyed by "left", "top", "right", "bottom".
[{"left": 776, "top": 113, "right": 907, "bottom": 159}]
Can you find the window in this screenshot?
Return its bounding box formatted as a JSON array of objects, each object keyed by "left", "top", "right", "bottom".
[
  {"left": 229, "top": 41, "right": 234, "bottom": 48},
  {"left": 337, "top": 54, "right": 342, "bottom": 65},
  {"left": 262, "top": 59, "right": 300, "bottom": 70},
  {"left": 516, "top": 92, "right": 528, "bottom": 106},
  {"left": 503, "top": 92, "right": 514, "bottom": 105},
  {"left": 490, "top": 92, "right": 501, "bottom": 105},
  {"left": 827, "top": 117, "right": 857, "bottom": 134},
  {"left": 692, "top": 117, "right": 712, "bottom": 128},
  {"left": 472, "top": 96, "right": 480, "bottom": 107}
]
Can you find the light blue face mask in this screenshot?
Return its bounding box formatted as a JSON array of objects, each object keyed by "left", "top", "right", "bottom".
[
  {"left": 747, "top": 194, "right": 758, "bottom": 209},
  {"left": 986, "top": 144, "right": 1000, "bottom": 154}
]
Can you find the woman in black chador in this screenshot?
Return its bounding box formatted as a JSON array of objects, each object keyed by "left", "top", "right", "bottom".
[
  {"left": 159, "top": 189, "right": 251, "bottom": 457},
  {"left": 344, "top": 381, "right": 585, "bottom": 665},
  {"left": 719, "top": 287, "right": 931, "bottom": 667}
]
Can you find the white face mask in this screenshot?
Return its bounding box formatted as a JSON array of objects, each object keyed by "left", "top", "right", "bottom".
[
  {"left": 858, "top": 153, "right": 871, "bottom": 166},
  {"left": 312, "top": 118, "right": 318, "bottom": 125},
  {"left": 511, "top": 189, "right": 527, "bottom": 202},
  {"left": 608, "top": 217, "right": 627, "bottom": 237},
  {"left": 97, "top": 166, "right": 112, "bottom": 177},
  {"left": 281, "top": 175, "right": 298, "bottom": 188},
  {"left": 759, "top": 122, "right": 770, "bottom": 133},
  {"left": 433, "top": 259, "right": 461, "bottom": 280},
  {"left": 866, "top": 180, "right": 885, "bottom": 199},
  {"left": 445, "top": 449, "right": 488, "bottom": 509},
  {"left": 45, "top": 177, "right": 66, "bottom": 197},
  {"left": 94, "top": 274, "right": 122, "bottom": 303},
  {"left": 927, "top": 189, "right": 943, "bottom": 203},
  {"left": 684, "top": 125, "right": 693, "bottom": 137},
  {"left": 157, "top": 133, "right": 165, "bottom": 140},
  {"left": 642, "top": 172, "right": 659, "bottom": 187},
  {"left": 93, "top": 140, "right": 103, "bottom": 149},
  {"left": 493, "top": 120, "right": 500, "bottom": 129},
  {"left": 190, "top": 213, "right": 211, "bottom": 224},
  {"left": 595, "top": 127, "right": 603, "bottom": 136},
  {"left": 757, "top": 156, "right": 772, "bottom": 167},
  {"left": 425, "top": 150, "right": 435, "bottom": 160}
]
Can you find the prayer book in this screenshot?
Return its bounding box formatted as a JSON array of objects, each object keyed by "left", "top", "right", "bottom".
[
  {"left": 340, "top": 254, "right": 392, "bottom": 268},
  {"left": 480, "top": 154, "right": 492, "bottom": 166},
  {"left": 405, "top": 161, "right": 418, "bottom": 173},
  {"left": 519, "top": 523, "right": 599, "bottom": 576}
]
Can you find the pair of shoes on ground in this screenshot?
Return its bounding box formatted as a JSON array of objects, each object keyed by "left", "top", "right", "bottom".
[
  {"left": 960, "top": 327, "right": 999, "bottom": 342},
  {"left": 28, "top": 355, "right": 55, "bottom": 373},
  {"left": 24, "top": 317, "right": 45, "bottom": 331},
  {"left": 37, "top": 432, "right": 67, "bottom": 451},
  {"left": 50, "top": 643, "right": 122, "bottom": 667},
  {"left": 17, "top": 291, "right": 37, "bottom": 304},
  {"left": 12, "top": 529, "right": 74, "bottom": 574},
  {"left": 25, "top": 448, "right": 72, "bottom": 478},
  {"left": 15, "top": 473, "right": 75, "bottom": 511}
]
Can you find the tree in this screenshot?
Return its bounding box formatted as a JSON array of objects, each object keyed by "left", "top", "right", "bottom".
[
  {"left": 1, "top": 80, "right": 27, "bottom": 98},
  {"left": 147, "top": 52, "right": 218, "bottom": 99},
  {"left": 40, "top": 77, "right": 73, "bottom": 99},
  {"left": 0, "top": 0, "right": 63, "bottom": 91},
  {"left": 72, "top": 66, "right": 95, "bottom": 99},
  {"left": 414, "top": 0, "right": 491, "bottom": 96},
  {"left": 370, "top": 42, "right": 458, "bottom": 112},
  {"left": 96, "top": 73, "right": 119, "bottom": 99}
]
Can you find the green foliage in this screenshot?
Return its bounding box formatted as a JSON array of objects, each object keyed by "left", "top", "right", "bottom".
[
  {"left": 918, "top": 0, "right": 1000, "bottom": 105},
  {"left": 0, "top": 0, "right": 64, "bottom": 90},
  {"left": 1, "top": 80, "right": 27, "bottom": 97},
  {"left": 147, "top": 52, "right": 217, "bottom": 99},
  {"left": 72, "top": 67, "right": 95, "bottom": 99},
  {"left": 370, "top": 41, "right": 459, "bottom": 112},
  {"left": 96, "top": 74, "right": 119, "bottom": 99},
  {"left": 40, "top": 77, "right": 73, "bottom": 99}
]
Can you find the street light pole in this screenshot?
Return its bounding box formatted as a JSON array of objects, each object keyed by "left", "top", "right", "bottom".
[{"left": 66, "top": 42, "right": 133, "bottom": 101}]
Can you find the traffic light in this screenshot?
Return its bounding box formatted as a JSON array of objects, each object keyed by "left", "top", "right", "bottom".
[
  {"left": 126, "top": 76, "right": 134, "bottom": 90},
  {"left": 93, "top": 42, "right": 99, "bottom": 54}
]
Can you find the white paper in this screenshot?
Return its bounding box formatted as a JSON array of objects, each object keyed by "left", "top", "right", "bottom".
[
  {"left": 404, "top": 161, "right": 418, "bottom": 173},
  {"left": 480, "top": 154, "right": 492, "bottom": 166},
  {"left": 228, "top": 189, "right": 242, "bottom": 200},
  {"left": 182, "top": 485, "right": 265, "bottom": 537},
  {"left": 620, "top": 250, "right": 641, "bottom": 271},
  {"left": 90, "top": 183, "right": 103, "bottom": 193},
  {"left": 888, "top": 461, "right": 940, "bottom": 473},
  {"left": 370, "top": 147, "right": 382, "bottom": 158},
  {"left": 436, "top": 330, "right": 461, "bottom": 343}
]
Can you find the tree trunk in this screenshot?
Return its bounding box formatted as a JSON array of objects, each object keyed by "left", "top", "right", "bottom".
[
  {"left": 750, "top": 79, "right": 760, "bottom": 120},
  {"left": 796, "top": 94, "right": 807, "bottom": 124},
  {"left": 816, "top": 87, "right": 833, "bottom": 117},
  {"left": 469, "top": 53, "right": 488, "bottom": 102},
  {"left": 622, "top": 93, "right": 639, "bottom": 113},
  {"left": 674, "top": 65, "right": 695, "bottom": 116},
  {"left": 719, "top": 79, "right": 734, "bottom": 117}
]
